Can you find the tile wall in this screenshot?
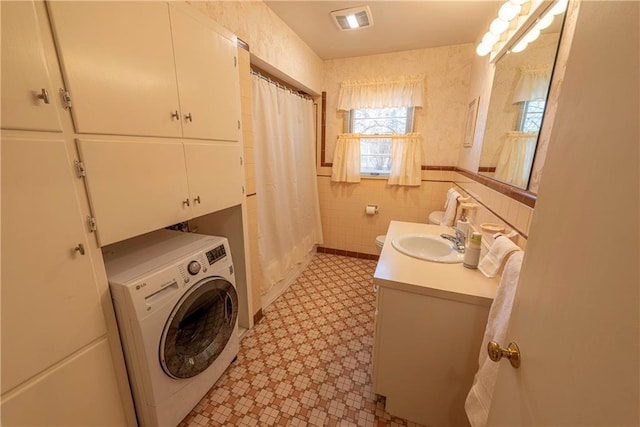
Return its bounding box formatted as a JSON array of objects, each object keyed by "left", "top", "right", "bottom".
[
  {"left": 452, "top": 173, "right": 532, "bottom": 249},
  {"left": 317, "top": 175, "right": 456, "bottom": 256},
  {"left": 317, "top": 173, "right": 532, "bottom": 256}
]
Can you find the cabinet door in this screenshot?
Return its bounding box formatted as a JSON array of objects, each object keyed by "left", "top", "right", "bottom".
[
  {"left": 1, "top": 1, "right": 62, "bottom": 132},
  {"left": 47, "top": 2, "right": 182, "bottom": 138},
  {"left": 184, "top": 142, "right": 243, "bottom": 217},
  {"left": 77, "top": 138, "right": 191, "bottom": 246},
  {"left": 1, "top": 136, "right": 107, "bottom": 393},
  {"left": 1, "top": 339, "right": 127, "bottom": 426},
  {"left": 170, "top": 6, "right": 240, "bottom": 141}
]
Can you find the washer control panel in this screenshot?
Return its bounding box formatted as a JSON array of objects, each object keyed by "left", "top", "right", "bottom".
[
  {"left": 187, "top": 260, "right": 201, "bottom": 275},
  {"left": 206, "top": 244, "right": 227, "bottom": 265}
]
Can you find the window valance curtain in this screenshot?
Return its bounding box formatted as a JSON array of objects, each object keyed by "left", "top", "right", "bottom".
[
  {"left": 337, "top": 75, "right": 425, "bottom": 111},
  {"left": 512, "top": 65, "right": 552, "bottom": 103},
  {"left": 494, "top": 131, "right": 538, "bottom": 187}
]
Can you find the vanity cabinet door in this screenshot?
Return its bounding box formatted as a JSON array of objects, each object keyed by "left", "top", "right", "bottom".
[
  {"left": 47, "top": 2, "right": 182, "bottom": 138},
  {"left": 1, "top": 136, "right": 107, "bottom": 393},
  {"left": 184, "top": 142, "right": 244, "bottom": 217},
  {"left": 76, "top": 138, "right": 191, "bottom": 246},
  {"left": 169, "top": 5, "right": 241, "bottom": 141},
  {"left": 1, "top": 1, "right": 62, "bottom": 132}
]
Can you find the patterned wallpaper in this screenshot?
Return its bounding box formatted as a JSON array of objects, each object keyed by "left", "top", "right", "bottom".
[{"left": 322, "top": 44, "right": 474, "bottom": 167}]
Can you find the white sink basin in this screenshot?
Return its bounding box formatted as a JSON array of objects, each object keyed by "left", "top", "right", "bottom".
[{"left": 391, "top": 233, "right": 464, "bottom": 263}]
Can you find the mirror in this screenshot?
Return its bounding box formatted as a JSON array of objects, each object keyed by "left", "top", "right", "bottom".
[{"left": 478, "top": 10, "right": 566, "bottom": 189}]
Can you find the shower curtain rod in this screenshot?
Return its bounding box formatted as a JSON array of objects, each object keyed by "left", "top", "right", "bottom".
[{"left": 250, "top": 69, "right": 313, "bottom": 101}]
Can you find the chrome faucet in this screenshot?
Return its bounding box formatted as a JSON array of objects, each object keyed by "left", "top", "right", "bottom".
[{"left": 441, "top": 229, "right": 466, "bottom": 253}]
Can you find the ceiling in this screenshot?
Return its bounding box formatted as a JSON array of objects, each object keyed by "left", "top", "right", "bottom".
[{"left": 264, "top": 1, "right": 501, "bottom": 60}]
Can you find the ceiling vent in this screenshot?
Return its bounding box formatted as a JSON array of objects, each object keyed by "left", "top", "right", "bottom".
[{"left": 330, "top": 6, "right": 374, "bottom": 31}]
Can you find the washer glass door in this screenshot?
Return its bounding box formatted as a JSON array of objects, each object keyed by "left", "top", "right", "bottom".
[{"left": 160, "top": 277, "right": 238, "bottom": 379}]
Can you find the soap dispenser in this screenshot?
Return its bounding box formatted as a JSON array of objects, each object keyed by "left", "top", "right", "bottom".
[{"left": 456, "top": 208, "right": 470, "bottom": 238}]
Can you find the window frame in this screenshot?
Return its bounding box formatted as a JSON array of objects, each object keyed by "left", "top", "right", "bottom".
[
  {"left": 517, "top": 99, "right": 546, "bottom": 133},
  {"left": 346, "top": 107, "right": 415, "bottom": 177}
]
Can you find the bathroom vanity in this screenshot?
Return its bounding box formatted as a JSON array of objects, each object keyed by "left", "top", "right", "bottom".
[{"left": 372, "top": 221, "right": 498, "bottom": 427}]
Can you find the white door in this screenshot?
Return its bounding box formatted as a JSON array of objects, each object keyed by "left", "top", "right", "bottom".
[
  {"left": 1, "top": 1, "right": 62, "bottom": 132},
  {"left": 170, "top": 4, "right": 240, "bottom": 141},
  {"left": 184, "top": 141, "right": 244, "bottom": 217},
  {"left": 76, "top": 138, "right": 191, "bottom": 246},
  {"left": 47, "top": 2, "right": 182, "bottom": 138},
  {"left": 487, "top": 2, "right": 639, "bottom": 425}
]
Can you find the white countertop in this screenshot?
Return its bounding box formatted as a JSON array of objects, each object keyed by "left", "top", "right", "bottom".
[{"left": 374, "top": 221, "right": 498, "bottom": 306}]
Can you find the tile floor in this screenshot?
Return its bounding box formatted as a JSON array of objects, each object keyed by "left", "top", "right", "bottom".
[{"left": 179, "top": 253, "right": 423, "bottom": 427}]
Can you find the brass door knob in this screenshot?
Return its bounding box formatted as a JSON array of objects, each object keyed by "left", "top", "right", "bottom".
[{"left": 487, "top": 341, "right": 521, "bottom": 368}]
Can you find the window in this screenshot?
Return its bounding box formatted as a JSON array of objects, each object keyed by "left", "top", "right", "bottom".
[
  {"left": 517, "top": 99, "right": 546, "bottom": 133},
  {"left": 348, "top": 107, "right": 414, "bottom": 175}
]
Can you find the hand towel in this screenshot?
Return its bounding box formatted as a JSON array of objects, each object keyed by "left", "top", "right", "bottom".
[
  {"left": 440, "top": 190, "right": 461, "bottom": 226},
  {"left": 443, "top": 187, "right": 457, "bottom": 209},
  {"left": 478, "top": 236, "right": 521, "bottom": 278},
  {"left": 465, "top": 251, "right": 525, "bottom": 427}
]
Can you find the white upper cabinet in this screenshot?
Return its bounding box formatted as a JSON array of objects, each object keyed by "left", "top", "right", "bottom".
[
  {"left": 47, "top": 2, "right": 183, "bottom": 138},
  {"left": 1, "top": 1, "right": 62, "bottom": 132},
  {"left": 170, "top": 5, "right": 240, "bottom": 141},
  {"left": 48, "top": 2, "right": 240, "bottom": 142},
  {"left": 76, "top": 138, "right": 192, "bottom": 247},
  {"left": 184, "top": 142, "right": 244, "bottom": 217}
]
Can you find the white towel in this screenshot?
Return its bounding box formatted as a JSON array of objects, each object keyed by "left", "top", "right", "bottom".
[
  {"left": 440, "top": 190, "right": 461, "bottom": 226},
  {"left": 465, "top": 251, "right": 524, "bottom": 427},
  {"left": 444, "top": 187, "right": 457, "bottom": 209},
  {"left": 478, "top": 236, "right": 521, "bottom": 278}
]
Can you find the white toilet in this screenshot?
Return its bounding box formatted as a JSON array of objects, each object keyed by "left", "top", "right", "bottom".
[
  {"left": 375, "top": 211, "right": 443, "bottom": 253},
  {"left": 375, "top": 235, "right": 387, "bottom": 253}
]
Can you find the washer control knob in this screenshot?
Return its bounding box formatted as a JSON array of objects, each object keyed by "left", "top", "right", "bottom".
[{"left": 187, "top": 260, "right": 201, "bottom": 275}]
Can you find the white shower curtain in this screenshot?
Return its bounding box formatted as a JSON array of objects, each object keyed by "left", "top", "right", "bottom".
[{"left": 251, "top": 74, "right": 323, "bottom": 301}]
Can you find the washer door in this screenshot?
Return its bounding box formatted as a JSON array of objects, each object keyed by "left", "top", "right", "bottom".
[{"left": 160, "top": 277, "right": 238, "bottom": 379}]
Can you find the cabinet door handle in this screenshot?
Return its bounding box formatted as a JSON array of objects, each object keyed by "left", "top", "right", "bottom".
[
  {"left": 194, "top": 196, "right": 201, "bottom": 204},
  {"left": 185, "top": 112, "right": 193, "bottom": 122},
  {"left": 73, "top": 243, "right": 85, "bottom": 256},
  {"left": 171, "top": 110, "right": 179, "bottom": 120},
  {"left": 373, "top": 283, "right": 379, "bottom": 294},
  {"left": 37, "top": 88, "right": 50, "bottom": 104},
  {"left": 183, "top": 198, "right": 190, "bottom": 207}
]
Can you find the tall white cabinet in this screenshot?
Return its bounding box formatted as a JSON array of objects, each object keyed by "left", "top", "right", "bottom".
[
  {"left": 2, "top": 1, "right": 248, "bottom": 425},
  {"left": 1, "top": 1, "right": 133, "bottom": 425}
]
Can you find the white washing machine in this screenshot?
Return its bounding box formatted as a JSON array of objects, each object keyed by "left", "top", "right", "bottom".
[{"left": 104, "top": 230, "right": 239, "bottom": 427}]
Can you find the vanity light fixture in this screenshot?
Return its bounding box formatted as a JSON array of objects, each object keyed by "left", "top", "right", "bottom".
[
  {"left": 476, "top": 0, "right": 530, "bottom": 57},
  {"left": 507, "top": 0, "right": 568, "bottom": 55},
  {"left": 476, "top": 0, "right": 568, "bottom": 58}
]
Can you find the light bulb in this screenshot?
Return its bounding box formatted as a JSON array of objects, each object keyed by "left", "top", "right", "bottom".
[
  {"left": 511, "top": 39, "right": 528, "bottom": 53},
  {"left": 498, "top": 2, "right": 521, "bottom": 22},
  {"left": 346, "top": 14, "right": 359, "bottom": 29},
  {"left": 534, "top": 13, "right": 555, "bottom": 31},
  {"left": 489, "top": 17, "right": 510, "bottom": 35},
  {"left": 524, "top": 28, "right": 541, "bottom": 43},
  {"left": 482, "top": 32, "right": 499, "bottom": 45},
  {"left": 476, "top": 42, "right": 493, "bottom": 57},
  {"left": 550, "top": 0, "right": 568, "bottom": 15}
]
